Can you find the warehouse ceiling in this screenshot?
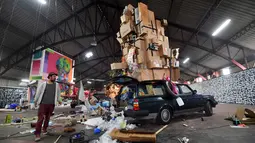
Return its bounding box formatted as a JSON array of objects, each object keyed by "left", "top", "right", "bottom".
[{"left": 0, "top": 0, "right": 255, "bottom": 85}]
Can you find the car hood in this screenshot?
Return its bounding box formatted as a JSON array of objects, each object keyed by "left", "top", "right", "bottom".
[{"left": 198, "top": 94, "right": 214, "bottom": 99}]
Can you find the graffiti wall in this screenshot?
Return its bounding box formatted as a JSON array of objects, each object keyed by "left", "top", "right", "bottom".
[
  {"left": 0, "top": 87, "right": 27, "bottom": 108},
  {"left": 190, "top": 68, "right": 255, "bottom": 105}
]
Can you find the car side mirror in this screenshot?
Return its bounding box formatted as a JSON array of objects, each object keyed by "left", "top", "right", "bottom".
[{"left": 193, "top": 90, "right": 197, "bottom": 94}]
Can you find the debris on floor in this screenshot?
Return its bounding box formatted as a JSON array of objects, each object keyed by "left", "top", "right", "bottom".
[
  {"left": 225, "top": 107, "right": 255, "bottom": 125},
  {"left": 177, "top": 137, "right": 189, "bottom": 143},
  {"left": 230, "top": 124, "right": 249, "bottom": 128},
  {"left": 183, "top": 124, "right": 188, "bottom": 127}
]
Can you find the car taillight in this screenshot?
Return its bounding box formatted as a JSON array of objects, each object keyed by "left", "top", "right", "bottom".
[{"left": 133, "top": 99, "right": 140, "bottom": 111}]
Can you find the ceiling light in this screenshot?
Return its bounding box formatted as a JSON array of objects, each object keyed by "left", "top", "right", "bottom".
[
  {"left": 198, "top": 77, "right": 203, "bottom": 82},
  {"left": 222, "top": 68, "right": 230, "bottom": 75},
  {"left": 38, "top": 0, "right": 47, "bottom": 4},
  {"left": 212, "top": 19, "right": 231, "bottom": 36},
  {"left": 85, "top": 52, "right": 93, "bottom": 58},
  {"left": 87, "top": 81, "right": 92, "bottom": 84},
  {"left": 183, "top": 58, "right": 190, "bottom": 64},
  {"left": 21, "top": 79, "right": 30, "bottom": 83}
]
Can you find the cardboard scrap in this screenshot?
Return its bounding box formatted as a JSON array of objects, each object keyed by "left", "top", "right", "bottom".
[
  {"left": 110, "top": 128, "right": 156, "bottom": 143},
  {"left": 234, "top": 107, "right": 255, "bottom": 125}
]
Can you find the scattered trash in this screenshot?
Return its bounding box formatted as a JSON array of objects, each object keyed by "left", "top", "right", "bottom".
[
  {"left": 178, "top": 137, "right": 189, "bottom": 143},
  {"left": 183, "top": 124, "right": 188, "bottom": 127},
  {"left": 201, "top": 117, "right": 204, "bottom": 121},
  {"left": 126, "top": 124, "right": 137, "bottom": 130},
  {"left": 64, "top": 127, "right": 76, "bottom": 133},
  {"left": 230, "top": 124, "right": 249, "bottom": 128},
  {"left": 20, "top": 129, "right": 35, "bottom": 134},
  {"left": 94, "top": 128, "right": 101, "bottom": 134}
]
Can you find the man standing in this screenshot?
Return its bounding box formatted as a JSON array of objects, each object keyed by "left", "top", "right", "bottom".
[{"left": 34, "top": 72, "right": 62, "bottom": 141}]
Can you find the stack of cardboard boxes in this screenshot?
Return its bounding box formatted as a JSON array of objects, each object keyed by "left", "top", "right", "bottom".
[{"left": 111, "top": 2, "right": 180, "bottom": 81}]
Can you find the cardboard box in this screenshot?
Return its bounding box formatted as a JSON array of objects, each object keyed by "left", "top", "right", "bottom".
[
  {"left": 122, "top": 47, "right": 129, "bottom": 56},
  {"left": 146, "top": 49, "right": 160, "bottom": 59},
  {"left": 158, "top": 45, "right": 170, "bottom": 57},
  {"left": 148, "top": 10, "right": 156, "bottom": 30},
  {"left": 147, "top": 57, "right": 162, "bottom": 69},
  {"left": 111, "top": 63, "right": 128, "bottom": 70},
  {"left": 123, "top": 4, "right": 134, "bottom": 16},
  {"left": 137, "top": 69, "right": 153, "bottom": 81},
  {"left": 138, "top": 2, "right": 149, "bottom": 26},
  {"left": 134, "top": 8, "right": 140, "bottom": 24},
  {"left": 116, "top": 37, "right": 123, "bottom": 44},
  {"left": 160, "top": 36, "right": 170, "bottom": 58},
  {"left": 161, "top": 57, "right": 166, "bottom": 66},
  {"left": 121, "top": 15, "right": 130, "bottom": 24},
  {"left": 161, "top": 19, "right": 168, "bottom": 27},
  {"left": 137, "top": 54, "right": 146, "bottom": 64},
  {"left": 158, "top": 35, "right": 164, "bottom": 42},
  {"left": 120, "top": 20, "right": 135, "bottom": 38},
  {"left": 171, "top": 68, "right": 180, "bottom": 81},
  {"left": 171, "top": 58, "right": 179, "bottom": 67},
  {"left": 135, "top": 39, "right": 147, "bottom": 51},
  {"left": 153, "top": 69, "right": 170, "bottom": 80},
  {"left": 136, "top": 25, "right": 157, "bottom": 39},
  {"left": 161, "top": 27, "right": 165, "bottom": 36},
  {"left": 116, "top": 32, "right": 121, "bottom": 38}
]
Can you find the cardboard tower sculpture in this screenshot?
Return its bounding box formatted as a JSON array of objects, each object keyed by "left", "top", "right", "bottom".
[{"left": 111, "top": 3, "right": 180, "bottom": 81}]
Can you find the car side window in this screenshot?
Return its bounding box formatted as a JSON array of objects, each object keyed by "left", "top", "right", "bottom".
[
  {"left": 138, "top": 83, "right": 165, "bottom": 96},
  {"left": 179, "top": 85, "right": 193, "bottom": 95}
]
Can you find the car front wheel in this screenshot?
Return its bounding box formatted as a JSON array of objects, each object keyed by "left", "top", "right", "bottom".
[
  {"left": 157, "top": 107, "right": 172, "bottom": 125},
  {"left": 204, "top": 101, "right": 213, "bottom": 116}
]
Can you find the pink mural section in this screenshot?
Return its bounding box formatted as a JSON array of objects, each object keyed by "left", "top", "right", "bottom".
[{"left": 31, "top": 60, "right": 41, "bottom": 75}]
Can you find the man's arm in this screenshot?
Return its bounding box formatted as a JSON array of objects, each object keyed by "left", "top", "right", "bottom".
[
  {"left": 34, "top": 82, "right": 43, "bottom": 104},
  {"left": 56, "top": 83, "right": 62, "bottom": 104}
]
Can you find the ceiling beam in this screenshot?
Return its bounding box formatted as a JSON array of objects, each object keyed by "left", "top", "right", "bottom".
[
  {"left": 181, "top": 0, "right": 223, "bottom": 51},
  {"left": 167, "top": 21, "right": 255, "bottom": 53},
  {"left": 196, "top": 19, "right": 255, "bottom": 63},
  {"left": 170, "top": 37, "right": 231, "bottom": 61},
  {"left": 0, "top": 76, "right": 21, "bottom": 81},
  {"left": 179, "top": 56, "right": 216, "bottom": 71},
  {"left": 19, "top": 0, "right": 87, "bottom": 51}
]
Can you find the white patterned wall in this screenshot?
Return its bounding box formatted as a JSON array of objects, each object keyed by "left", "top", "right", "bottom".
[{"left": 190, "top": 68, "right": 255, "bottom": 105}]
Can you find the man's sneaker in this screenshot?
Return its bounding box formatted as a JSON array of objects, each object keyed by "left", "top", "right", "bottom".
[
  {"left": 35, "top": 135, "right": 41, "bottom": 142},
  {"left": 42, "top": 131, "right": 48, "bottom": 135}
]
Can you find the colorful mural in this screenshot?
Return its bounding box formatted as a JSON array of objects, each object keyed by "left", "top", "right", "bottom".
[
  {"left": 29, "top": 48, "right": 74, "bottom": 97},
  {"left": 30, "top": 48, "right": 74, "bottom": 83}
]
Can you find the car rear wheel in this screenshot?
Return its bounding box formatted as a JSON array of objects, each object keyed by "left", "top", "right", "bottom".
[
  {"left": 157, "top": 107, "right": 172, "bottom": 125},
  {"left": 204, "top": 101, "right": 213, "bottom": 116}
]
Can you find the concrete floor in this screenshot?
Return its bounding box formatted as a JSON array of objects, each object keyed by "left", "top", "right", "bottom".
[{"left": 0, "top": 103, "right": 254, "bottom": 143}]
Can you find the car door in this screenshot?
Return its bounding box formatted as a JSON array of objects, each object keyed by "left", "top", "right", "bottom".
[
  {"left": 177, "top": 84, "right": 198, "bottom": 109},
  {"left": 137, "top": 82, "right": 166, "bottom": 113}
]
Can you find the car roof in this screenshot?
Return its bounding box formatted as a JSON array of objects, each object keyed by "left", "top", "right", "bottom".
[{"left": 140, "top": 80, "right": 168, "bottom": 84}]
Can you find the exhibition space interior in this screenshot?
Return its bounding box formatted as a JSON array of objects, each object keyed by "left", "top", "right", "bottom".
[{"left": 0, "top": 0, "right": 255, "bottom": 143}]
